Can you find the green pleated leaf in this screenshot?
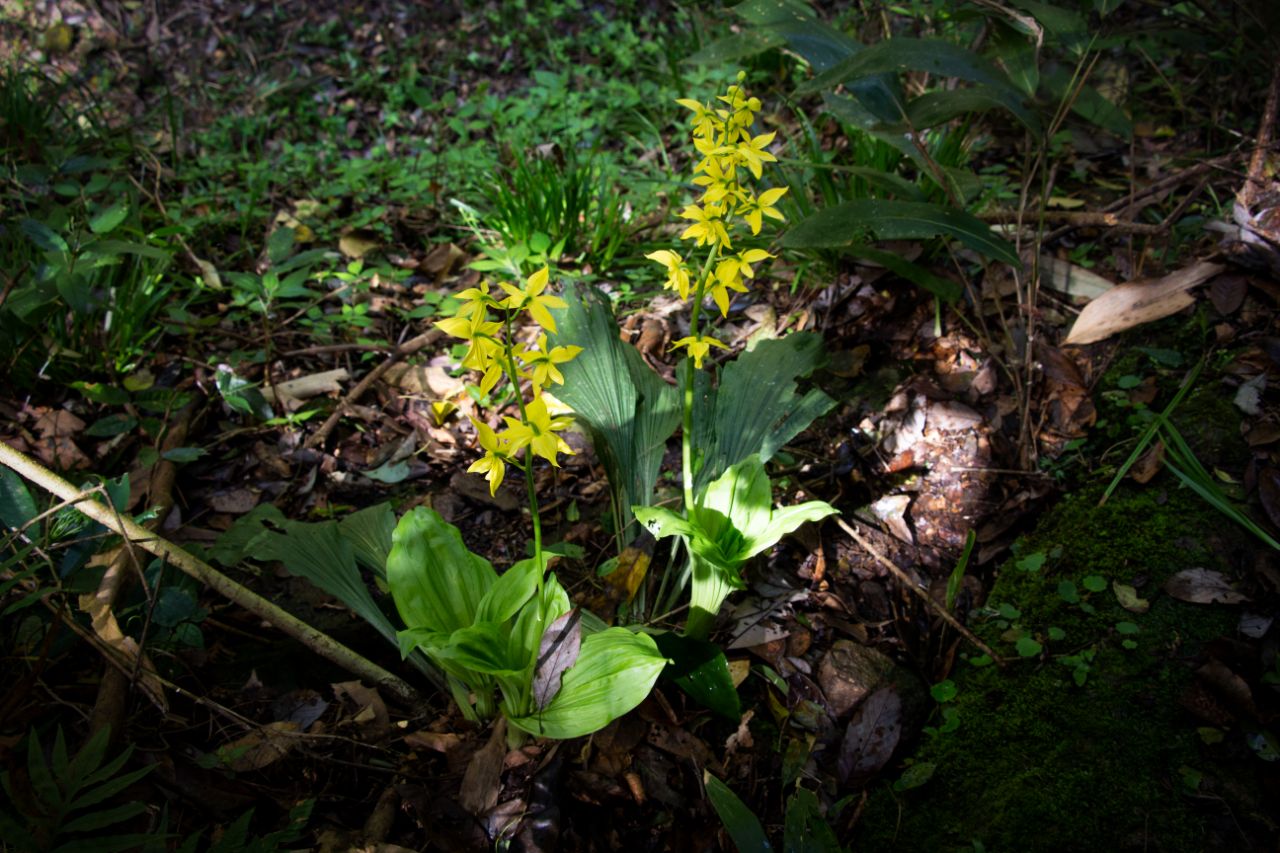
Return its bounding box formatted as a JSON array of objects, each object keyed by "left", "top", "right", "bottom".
[
  {"left": 549, "top": 282, "right": 681, "bottom": 545},
  {"left": 476, "top": 555, "right": 541, "bottom": 625},
  {"left": 0, "top": 468, "right": 38, "bottom": 531},
  {"left": 782, "top": 198, "right": 1020, "bottom": 266},
  {"left": 248, "top": 514, "right": 402, "bottom": 649},
  {"left": 508, "top": 628, "right": 666, "bottom": 740},
  {"left": 688, "top": 333, "right": 836, "bottom": 491},
  {"left": 704, "top": 772, "right": 773, "bottom": 853},
  {"left": 337, "top": 502, "right": 396, "bottom": 579},
  {"left": 387, "top": 507, "right": 496, "bottom": 636}
]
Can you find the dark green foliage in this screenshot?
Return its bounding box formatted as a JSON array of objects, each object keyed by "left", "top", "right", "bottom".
[{"left": 0, "top": 726, "right": 157, "bottom": 853}]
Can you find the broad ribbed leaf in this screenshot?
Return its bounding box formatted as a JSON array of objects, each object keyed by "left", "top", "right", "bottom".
[
  {"left": 338, "top": 503, "right": 396, "bottom": 579},
  {"left": 688, "top": 333, "right": 836, "bottom": 491},
  {"left": 434, "top": 622, "right": 523, "bottom": 677},
  {"left": 704, "top": 772, "right": 773, "bottom": 853},
  {"left": 508, "top": 628, "right": 666, "bottom": 740},
  {"left": 388, "top": 507, "right": 496, "bottom": 635},
  {"left": 249, "top": 516, "right": 401, "bottom": 648},
  {"left": 0, "top": 469, "right": 38, "bottom": 532},
  {"left": 509, "top": 572, "right": 572, "bottom": 670},
  {"left": 550, "top": 282, "right": 680, "bottom": 545},
  {"left": 783, "top": 199, "right": 1019, "bottom": 266}
]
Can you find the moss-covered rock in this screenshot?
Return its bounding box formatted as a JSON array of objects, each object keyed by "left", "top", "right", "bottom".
[{"left": 854, "top": 481, "right": 1261, "bottom": 852}]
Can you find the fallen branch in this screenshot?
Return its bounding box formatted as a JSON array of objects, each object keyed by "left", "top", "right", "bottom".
[
  {"left": 835, "top": 516, "right": 1004, "bottom": 665},
  {"left": 0, "top": 441, "right": 423, "bottom": 707},
  {"left": 305, "top": 328, "right": 444, "bottom": 450}
]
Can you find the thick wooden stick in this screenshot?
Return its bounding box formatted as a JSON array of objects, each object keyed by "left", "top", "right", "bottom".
[{"left": 0, "top": 441, "right": 423, "bottom": 707}]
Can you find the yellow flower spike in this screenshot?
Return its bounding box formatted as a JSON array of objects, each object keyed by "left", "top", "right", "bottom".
[
  {"left": 671, "top": 334, "right": 729, "bottom": 369},
  {"left": 741, "top": 187, "right": 788, "bottom": 235},
  {"left": 502, "top": 396, "right": 575, "bottom": 467},
  {"left": 467, "top": 417, "right": 509, "bottom": 496},
  {"left": 518, "top": 333, "right": 582, "bottom": 395},
  {"left": 498, "top": 266, "right": 567, "bottom": 333},
  {"left": 645, "top": 250, "right": 693, "bottom": 300}
]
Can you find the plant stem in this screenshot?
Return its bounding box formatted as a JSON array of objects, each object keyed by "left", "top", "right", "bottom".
[
  {"left": 680, "top": 243, "right": 721, "bottom": 516},
  {"left": 501, "top": 312, "right": 544, "bottom": 587}
]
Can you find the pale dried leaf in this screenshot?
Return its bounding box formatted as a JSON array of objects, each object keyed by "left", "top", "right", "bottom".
[
  {"left": 219, "top": 721, "right": 300, "bottom": 771},
  {"left": 532, "top": 609, "right": 582, "bottom": 710},
  {"left": 261, "top": 369, "right": 350, "bottom": 403},
  {"left": 1039, "top": 254, "right": 1115, "bottom": 301},
  {"left": 460, "top": 719, "right": 508, "bottom": 815},
  {"left": 1064, "top": 261, "right": 1225, "bottom": 345},
  {"left": 1164, "top": 568, "right": 1248, "bottom": 604}
]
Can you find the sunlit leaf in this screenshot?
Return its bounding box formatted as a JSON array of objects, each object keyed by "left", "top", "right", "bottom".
[
  {"left": 388, "top": 507, "right": 496, "bottom": 636},
  {"left": 508, "top": 628, "right": 666, "bottom": 739}
]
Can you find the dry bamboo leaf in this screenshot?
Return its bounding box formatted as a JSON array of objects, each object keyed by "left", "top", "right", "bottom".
[{"left": 1064, "top": 261, "right": 1225, "bottom": 345}]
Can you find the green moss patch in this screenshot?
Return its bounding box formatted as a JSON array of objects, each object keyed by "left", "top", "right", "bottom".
[{"left": 855, "top": 482, "right": 1260, "bottom": 852}]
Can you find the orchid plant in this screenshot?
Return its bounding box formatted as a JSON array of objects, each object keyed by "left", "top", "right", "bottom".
[
  {"left": 634, "top": 74, "right": 837, "bottom": 639},
  {"left": 387, "top": 266, "right": 665, "bottom": 741}
]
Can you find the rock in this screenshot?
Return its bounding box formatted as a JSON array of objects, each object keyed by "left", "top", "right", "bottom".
[{"left": 818, "top": 640, "right": 896, "bottom": 719}]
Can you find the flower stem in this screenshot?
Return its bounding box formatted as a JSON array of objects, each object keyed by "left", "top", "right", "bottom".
[
  {"left": 501, "top": 312, "right": 544, "bottom": 597},
  {"left": 681, "top": 243, "right": 721, "bottom": 516}
]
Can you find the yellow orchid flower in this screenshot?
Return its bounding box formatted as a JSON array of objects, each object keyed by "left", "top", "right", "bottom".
[
  {"left": 645, "top": 249, "right": 693, "bottom": 300},
  {"left": 503, "top": 396, "right": 575, "bottom": 467},
  {"left": 709, "top": 249, "right": 772, "bottom": 316},
  {"left": 499, "top": 266, "right": 566, "bottom": 334},
  {"left": 740, "top": 187, "right": 788, "bottom": 235},
  {"left": 518, "top": 333, "right": 582, "bottom": 395},
  {"left": 467, "top": 417, "right": 510, "bottom": 496},
  {"left": 679, "top": 204, "right": 732, "bottom": 249},
  {"left": 670, "top": 334, "right": 729, "bottom": 369},
  {"left": 675, "top": 98, "right": 721, "bottom": 139},
  {"left": 736, "top": 131, "right": 778, "bottom": 180}
]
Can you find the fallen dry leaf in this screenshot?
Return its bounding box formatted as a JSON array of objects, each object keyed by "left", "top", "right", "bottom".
[
  {"left": 339, "top": 229, "right": 380, "bottom": 259},
  {"left": 1164, "top": 568, "right": 1248, "bottom": 604},
  {"left": 218, "top": 721, "right": 301, "bottom": 772},
  {"left": 1039, "top": 254, "right": 1115, "bottom": 301},
  {"left": 603, "top": 547, "right": 650, "bottom": 607},
  {"left": 1064, "top": 260, "right": 1225, "bottom": 345},
  {"left": 460, "top": 719, "right": 508, "bottom": 815},
  {"left": 837, "top": 686, "right": 902, "bottom": 785},
  {"left": 32, "top": 409, "right": 90, "bottom": 469}
]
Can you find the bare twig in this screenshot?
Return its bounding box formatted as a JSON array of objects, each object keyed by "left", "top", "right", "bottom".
[
  {"left": 304, "top": 327, "right": 444, "bottom": 450},
  {"left": 835, "top": 516, "right": 1004, "bottom": 665},
  {"left": 0, "top": 441, "right": 424, "bottom": 707}
]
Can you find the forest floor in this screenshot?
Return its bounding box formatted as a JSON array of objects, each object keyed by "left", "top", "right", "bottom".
[{"left": 1, "top": 1, "right": 1278, "bottom": 851}]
